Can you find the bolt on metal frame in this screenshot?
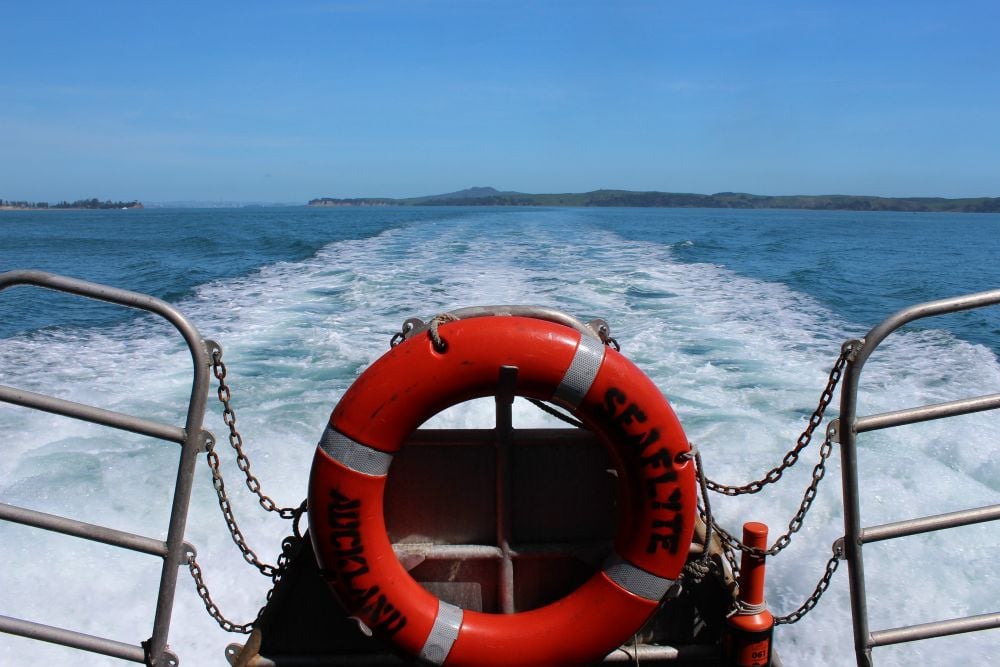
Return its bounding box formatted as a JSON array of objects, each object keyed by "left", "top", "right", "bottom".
[
  {"left": 0, "top": 270, "right": 213, "bottom": 666},
  {"left": 835, "top": 288, "right": 1000, "bottom": 666}
]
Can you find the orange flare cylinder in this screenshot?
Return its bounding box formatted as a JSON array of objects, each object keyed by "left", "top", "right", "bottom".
[{"left": 724, "top": 522, "right": 774, "bottom": 667}]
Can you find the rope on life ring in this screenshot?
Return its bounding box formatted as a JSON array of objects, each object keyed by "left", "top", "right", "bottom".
[{"left": 308, "top": 315, "right": 696, "bottom": 666}]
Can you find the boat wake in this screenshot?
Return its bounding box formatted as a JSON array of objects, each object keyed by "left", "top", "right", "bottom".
[{"left": 1, "top": 210, "right": 997, "bottom": 665}]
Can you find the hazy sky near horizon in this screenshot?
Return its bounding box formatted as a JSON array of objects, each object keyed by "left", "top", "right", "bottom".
[{"left": 2, "top": 1, "right": 999, "bottom": 202}]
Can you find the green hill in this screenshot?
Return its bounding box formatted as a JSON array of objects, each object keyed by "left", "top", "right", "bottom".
[{"left": 308, "top": 189, "right": 1000, "bottom": 213}]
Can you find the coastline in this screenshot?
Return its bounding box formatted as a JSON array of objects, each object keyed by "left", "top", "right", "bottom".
[
  {"left": 309, "top": 188, "right": 1000, "bottom": 213},
  {"left": 0, "top": 204, "right": 144, "bottom": 212}
]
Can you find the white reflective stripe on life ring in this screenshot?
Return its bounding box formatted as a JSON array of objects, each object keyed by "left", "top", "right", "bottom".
[
  {"left": 603, "top": 552, "right": 677, "bottom": 601},
  {"left": 318, "top": 426, "right": 393, "bottom": 476},
  {"left": 419, "top": 599, "right": 464, "bottom": 665},
  {"left": 552, "top": 334, "right": 605, "bottom": 409}
]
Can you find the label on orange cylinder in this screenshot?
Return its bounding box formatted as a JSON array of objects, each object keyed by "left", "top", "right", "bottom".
[
  {"left": 725, "top": 627, "right": 773, "bottom": 667},
  {"left": 738, "top": 637, "right": 771, "bottom": 667}
]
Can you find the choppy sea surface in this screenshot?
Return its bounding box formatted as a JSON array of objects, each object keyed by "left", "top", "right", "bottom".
[{"left": 1, "top": 206, "right": 998, "bottom": 665}]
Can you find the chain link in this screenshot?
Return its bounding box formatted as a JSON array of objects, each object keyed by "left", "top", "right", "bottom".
[
  {"left": 773, "top": 549, "right": 842, "bottom": 625},
  {"left": 695, "top": 436, "right": 843, "bottom": 622},
  {"left": 187, "top": 551, "right": 256, "bottom": 634},
  {"left": 187, "top": 526, "right": 305, "bottom": 634},
  {"left": 705, "top": 425, "right": 837, "bottom": 558},
  {"left": 212, "top": 348, "right": 300, "bottom": 519},
  {"left": 696, "top": 341, "right": 861, "bottom": 560},
  {"left": 703, "top": 343, "right": 853, "bottom": 497},
  {"left": 204, "top": 434, "right": 281, "bottom": 577}
]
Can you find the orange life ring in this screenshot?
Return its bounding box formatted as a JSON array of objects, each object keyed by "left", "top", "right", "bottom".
[{"left": 308, "top": 315, "right": 696, "bottom": 666}]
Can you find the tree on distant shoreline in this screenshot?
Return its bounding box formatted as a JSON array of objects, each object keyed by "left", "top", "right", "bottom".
[{"left": 1, "top": 198, "right": 142, "bottom": 209}]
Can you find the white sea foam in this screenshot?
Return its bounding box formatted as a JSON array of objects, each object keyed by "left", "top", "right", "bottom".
[{"left": 1, "top": 210, "right": 997, "bottom": 665}]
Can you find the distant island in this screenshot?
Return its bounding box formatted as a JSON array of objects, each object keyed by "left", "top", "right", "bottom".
[
  {"left": 0, "top": 198, "right": 143, "bottom": 210},
  {"left": 309, "top": 187, "right": 1000, "bottom": 213}
]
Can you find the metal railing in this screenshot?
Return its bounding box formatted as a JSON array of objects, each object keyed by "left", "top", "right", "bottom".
[
  {"left": 0, "top": 270, "right": 213, "bottom": 666},
  {"left": 835, "top": 288, "right": 1000, "bottom": 666}
]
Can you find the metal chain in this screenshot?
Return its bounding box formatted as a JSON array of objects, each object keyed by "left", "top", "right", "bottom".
[
  {"left": 706, "top": 423, "right": 837, "bottom": 558},
  {"left": 694, "top": 435, "right": 844, "bottom": 622},
  {"left": 187, "top": 512, "right": 306, "bottom": 634},
  {"left": 211, "top": 348, "right": 300, "bottom": 519},
  {"left": 204, "top": 434, "right": 282, "bottom": 577},
  {"left": 773, "top": 548, "right": 843, "bottom": 625},
  {"left": 187, "top": 551, "right": 256, "bottom": 634},
  {"left": 196, "top": 336, "right": 852, "bottom": 629},
  {"left": 703, "top": 342, "right": 854, "bottom": 497},
  {"left": 686, "top": 451, "right": 740, "bottom": 598},
  {"left": 686, "top": 344, "right": 858, "bottom": 624},
  {"left": 193, "top": 345, "right": 311, "bottom": 632},
  {"left": 720, "top": 537, "right": 741, "bottom": 580}
]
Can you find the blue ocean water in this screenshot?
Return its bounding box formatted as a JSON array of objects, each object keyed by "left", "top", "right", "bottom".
[
  {"left": 1, "top": 206, "right": 998, "bottom": 665},
  {"left": 4, "top": 206, "right": 998, "bottom": 348}
]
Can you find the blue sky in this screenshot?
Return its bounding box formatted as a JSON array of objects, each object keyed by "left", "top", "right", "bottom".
[{"left": 2, "top": 1, "right": 998, "bottom": 202}]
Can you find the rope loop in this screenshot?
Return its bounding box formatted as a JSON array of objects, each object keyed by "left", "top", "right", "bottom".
[
  {"left": 428, "top": 312, "right": 458, "bottom": 352},
  {"left": 728, "top": 598, "right": 769, "bottom": 618}
]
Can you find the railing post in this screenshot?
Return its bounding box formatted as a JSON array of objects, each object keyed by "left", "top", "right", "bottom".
[{"left": 838, "top": 342, "right": 873, "bottom": 667}]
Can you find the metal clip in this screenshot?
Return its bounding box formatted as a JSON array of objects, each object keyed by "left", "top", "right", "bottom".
[
  {"left": 827, "top": 419, "right": 841, "bottom": 444},
  {"left": 390, "top": 318, "right": 423, "bottom": 347},
  {"left": 842, "top": 338, "right": 865, "bottom": 362},
  {"left": 832, "top": 537, "right": 846, "bottom": 560}
]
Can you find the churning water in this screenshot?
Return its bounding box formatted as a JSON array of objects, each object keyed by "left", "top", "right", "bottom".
[{"left": 1, "top": 206, "right": 998, "bottom": 665}]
